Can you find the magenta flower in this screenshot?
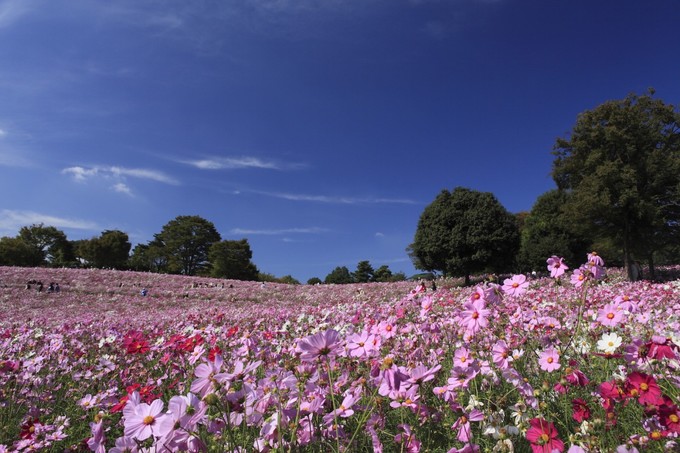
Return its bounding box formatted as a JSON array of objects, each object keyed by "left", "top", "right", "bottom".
[
  {"left": 526, "top": 418, "right": 564, "bottom": 453},
  {"left": 123, "top": 399, "right": 173, "bottom": 441},
  {"left": 297, "top": 329, "right": 343, "bottom": 362},
  {"left": 538, "top": 347, "right": 561, "bottom": 372},
  {"left": 492, "top": 340, "right": 512, "bottom": 369},
  {"left": 502, "top": 274, "right": 530, "bottom": 297},
  {"left": 451, "top": 408, "right": 484, "bottom": 442},
  {"left": 546, "top": 256, "right": 569, "bottom": 278}
]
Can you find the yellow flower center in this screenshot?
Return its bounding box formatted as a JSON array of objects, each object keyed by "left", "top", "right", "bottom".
[
  {"left": 640, "top": 383, "right": 649, "bottom": 391},
  {"left": 547, "top": 357, "right": 553, "bottom": 364},
  {"left": 143, "top": 415, "right": 155, "bottom": 425},
  {"left": 607, "top": 313, "right": 615, "bottom": 319}
]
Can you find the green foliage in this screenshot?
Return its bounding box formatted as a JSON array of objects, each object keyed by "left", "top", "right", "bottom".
[
  {"left": 517, "top": 190, "right": 592, "bottom": 272},
  {"left": 156, "top": 215, "right": 221, "bottom": 275},
  {"left": 77, "top": 230, "right": 131, "bottom": 269},
  {"left": 277, "top": 275, "right": 300, "bottom": 285},
  {"left": 410, "top": 187, "right": 520, "bottom": 285},
  {"left": 0, "top": 237, "right": 43, "bottom": 266},
  {"left": 17, "top": 223, "right": 71, "bottom": 266},
  {"left": 324, "top": 266, "right": 354, "bottom": 284},
  {"left": 307, "top": 277, "right": 323, "bottom": 285},
  {"left": 353, "top": 260, "right": 375, "bottom": 283},
  {"left": 552, "top": 90, "right": 680, "bottom": 279},
  {"left": 129, "top": 238, "right": 168, "bottom": 273},
  {"left": 209, "top": 239, "right": 259, "bottom": 281}
]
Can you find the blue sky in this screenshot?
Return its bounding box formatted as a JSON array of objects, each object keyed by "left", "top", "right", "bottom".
[{"left": 1, "top": 0, "right": 679, "bottom": 282}]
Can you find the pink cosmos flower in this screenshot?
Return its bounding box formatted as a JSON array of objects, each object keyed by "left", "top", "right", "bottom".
[
  {"left": 492, "top": 340, "right": 512, "bottom": 369},
  {"left": 346, "top": 330, "right": 379, "bottom": 358},
  {"left": 191, "top": 354, "right": 224, "bottom": 397},
  {"left": 298, "top": 329, "right": 343, "bottom": 362},
  {"left": 502, "top": 274, "right": 530, "bottom": 297},
  {"left": 570, "top": 268, "right": 588, "bottom": 287},
  {"left": 597, "top": 303, "right": 624, "bottom": 327},
  {"left": 546, "top": 256, "right": 569, "bottom": 278},
  {"left": 459, "top": 298, "right": 490, "bottom": 334},
  {"left": 123, "top": 399, "right": 173, "bottom": 441},
  {"left": 526, "top": 418, "right": 564, "bottom": 453},
  {"left": 451, "top": 409, "right": 484, "bottom": 442},
  {"left": 538, "top": 347, "right": 561, "bottom": 372},
  {"left": 453, "top": 347, "right": 473, "bottom": 369}
]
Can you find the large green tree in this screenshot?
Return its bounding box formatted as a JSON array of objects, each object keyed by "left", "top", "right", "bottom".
[
  {"left": 209, "top": 239, "right": 259, "bottom": 281},
  {"left": 156, "top": 215, "right": 221, "bottom": 275},
  {"left": 409, "top": 187, "right": 520, "bottom": 285},
  {"left": 552, "top": 91, "right": 680, "bottom": 280},
  {"left": 324, "top": 266, "right": 354, "bottom": 284},
  {"left": 353, "top": 260, "right": 375, "bottom": 283},
  {"left": 0, "top": 237, "right": 43, "bottom": 266},
  {"left": 77, "top": 230, "right": 131, "bottom": 269},
  {"left": 18, "top": 223, "right": 72, "bottom": 266},
  {"left": 517, "top": 190, "right": 592, "bottom": 272}
]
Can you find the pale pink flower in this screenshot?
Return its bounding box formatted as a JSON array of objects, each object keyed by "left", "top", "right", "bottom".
[
  {"left": 546, "top": 256, "right": 569, "bottom": 278},
  {"left": 191, "top": 354, "right": 224, "bottom": 397},
  {"left": 452, "top": 408, "right": 484, "bottom": 442},
  {"left": 459, "top": 298, "right": 490, "bottom": 334},
  {"left": 492, "top": 340, "right": 512, "bottom": 369},
  {"left": 502, "top": 274, "right": 530, "bottom": 297},
  {"left": 570, "top": 268, "right": 588, "bottom": 287},
  {"left": 297, "top": 329, "right": 343, "bottom": 362},
  {"left": 453, "top": 347, "right": 473, "bottom": 369},
  {"left": 124, "top": 399, "right": 173, "bottom": 441},
  {"left": 597, "top": 303, "right": 624, "bottom": 327},
  {"left": 346, "top": 330, "right": 379, "bottom": 358},
  {"left": 538, "top": 347, "right": 561, "bottom": 372}
]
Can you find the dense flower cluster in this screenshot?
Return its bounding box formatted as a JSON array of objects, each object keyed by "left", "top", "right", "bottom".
[{"left": 0, "top": 258, "right": 679, "bottom": 452}]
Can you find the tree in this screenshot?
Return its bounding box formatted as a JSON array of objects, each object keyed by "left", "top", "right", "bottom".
[
  {"left": 277, "top": 275, "right": 300, "bottom": 285},
  {"left": 0, "top": 237, "right": 43, "bottom": 266},
  {"left": 307, "top": 277, "right": 323, "bottom": 285},
  {"left": 129, "top": 238, "right": 168, "bottom": 272},
  {"left": 18, "top": 223, "right": 71, "bottom": 266},
  {"left": 353, "top": 260, "right": 375, "bottom": 283},
  {"left": 552, "top": 91, "right": 680, "bottom": 280},
  {"left": 156, "top": 216, "right": 221, "bottom": 275},
  {"left": 410, "top": 187, "right": 520, "bottom": 285},
  {"left": 517, "top": 190, "right": 592, "bottom": 272},
  {"left": 373, "top": 265, "right": 393, "bottom": 282},
  {"left": 209, "top": 239, "right": 259, "bottom": 281},
  {"left": 324, "top": 266, "right": 354, "bottom": 284}
]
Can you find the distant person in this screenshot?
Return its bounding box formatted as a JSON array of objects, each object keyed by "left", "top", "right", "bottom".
[
  {"left": 431, "top": 280, "right": 437, "bottom": 292},
  {"left": 631, "top": 261, "right": 643, "bottom": 281},
  {"left": 141, "top": 288, "right": 148, "bottom": 296},
  {"left": 37, "top": 282, "right": 43, "bottom": 292},
  {"left": 48, "top": 283, "right": 55, "bottom": 293},
  {"left": 55, "top": 283, "right": 60, "bottom": 293}
]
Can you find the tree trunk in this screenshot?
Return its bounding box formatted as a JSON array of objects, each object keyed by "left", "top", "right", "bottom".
[
  {"left": 647, "top": 252, "right": 656, "bottom": 281},
  {"left": 464, "top": 274, "right": 470, "bottom": 286},
  {"left": 623, "top": 217, "right": 633, "bottom": 281}
]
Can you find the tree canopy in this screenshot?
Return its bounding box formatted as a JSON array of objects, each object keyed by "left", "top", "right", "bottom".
[
  {"left": 409, "top": 187, "right": 520, "bottom": 285},
  {"left": 324, "top": 266, "right": 353, "bottom": 284},
  {"left": 156, "top": 215, "right": 221, "bottom": 275},
  {"left": 552, "top": 90, "right": 680, "bottom": 279},
  {"left": 209, "top": 239, "right": 259, "bottom": 281},
  {"left": 517, "top": 190, "right": 592, "bottom": 272}
]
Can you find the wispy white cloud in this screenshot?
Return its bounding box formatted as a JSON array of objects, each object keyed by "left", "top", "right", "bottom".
[
  {"left": 230, "top": 227, "right": 329, "bottom": 235},
  {"left": 0, "top": 209, "right": 99, "bottom": 235},
  {"left": 0, "top": 128, "right": 6, "bottom": 137},
  {"left": 112, "top": 182, "right": 133, "bottom": 196},
  {"left": 180, "top": 156, "right": 305, "bottom": 171},
  {"left": 252, "top": 190, "right": 418, "bottom": 205},
  {"left": 62, "top": 165, "right": 179, "bottom": 185},
  {"left": 0, "top": 0, "right": 34, "bottom": 29}
]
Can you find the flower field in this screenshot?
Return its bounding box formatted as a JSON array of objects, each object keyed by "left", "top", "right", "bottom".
[{"left": 0, "top": 256, "right": 679, "bottom": 452}]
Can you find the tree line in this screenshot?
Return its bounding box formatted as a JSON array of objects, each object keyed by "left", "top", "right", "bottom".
[
  {"left": 0, "top": 217, "right": 407, "bottom": 284},
  {"left": 409, "top": 90, "right": 680, "bottom": 282}
]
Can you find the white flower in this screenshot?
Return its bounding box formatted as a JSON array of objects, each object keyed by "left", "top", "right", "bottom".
[{"left": 596, "top": 332, "right": 622, "bottom": 354}]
